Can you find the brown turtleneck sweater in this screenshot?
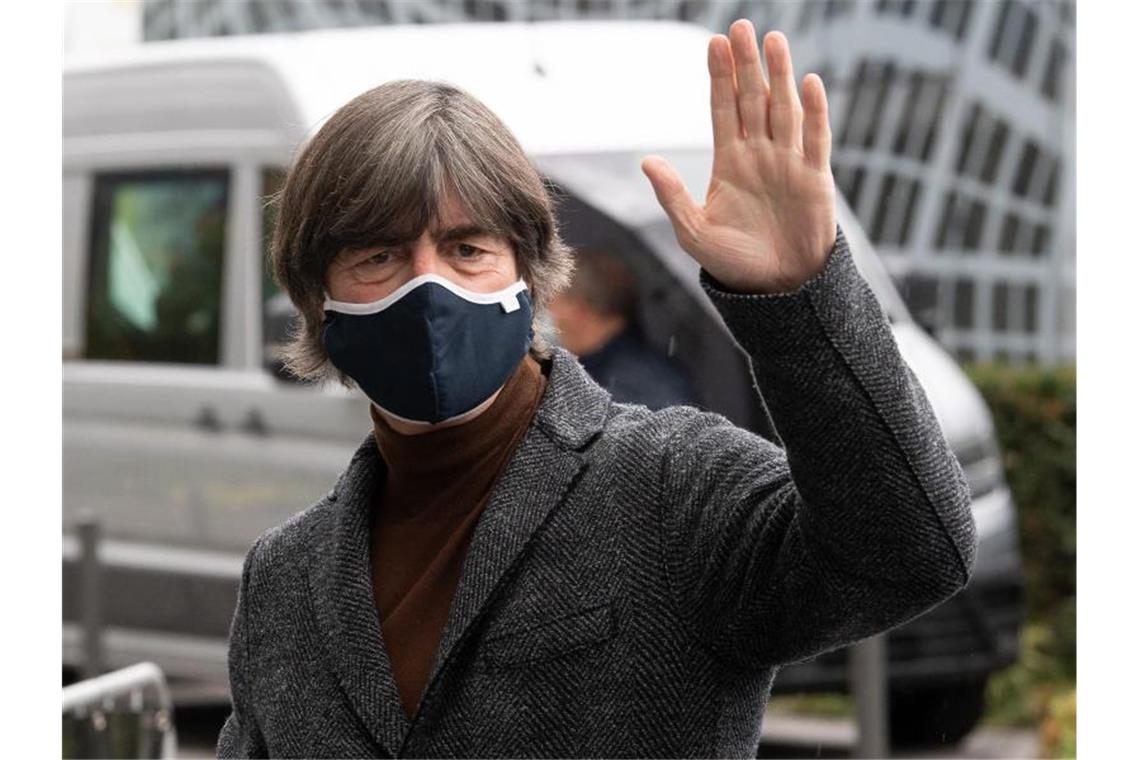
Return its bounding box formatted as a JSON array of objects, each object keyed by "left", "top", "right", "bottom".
[{"left": 368, "top": 354, "right": 547, "bottom": 720}]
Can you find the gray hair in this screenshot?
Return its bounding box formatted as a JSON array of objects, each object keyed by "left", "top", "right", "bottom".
[{"left": 268, "top": 79, "right": 575, "bottom": 385}]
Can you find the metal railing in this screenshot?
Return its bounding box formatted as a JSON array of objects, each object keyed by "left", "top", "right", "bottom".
[
  {"left": 65, "top": 512, "right": 179, "bottom": 759},
  {"left": 62, "top": 662, "right": 178, "bottom": 759}
]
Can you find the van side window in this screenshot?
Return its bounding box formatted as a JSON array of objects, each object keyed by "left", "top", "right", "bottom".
[
  {"left": 84, "top": 170, "right": 228, "bottom": 365},
  {"left": 261, "top": 167, "right": 307, "bottom": 382}
]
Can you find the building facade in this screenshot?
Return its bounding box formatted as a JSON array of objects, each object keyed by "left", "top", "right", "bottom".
[
  {"left": 137, "top": 0, "right": 1076, "bottom": 364},
  {"left": 783, "top": 0, "right": 1075, "bottom": 364}
]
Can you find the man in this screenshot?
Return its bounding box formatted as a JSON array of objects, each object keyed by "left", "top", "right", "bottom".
[
  {"left": 548, "top": 248, "right": 700, "bottom": 410},
  {"left": 218, "top": 20, "right": 976, "bottom": 758}
]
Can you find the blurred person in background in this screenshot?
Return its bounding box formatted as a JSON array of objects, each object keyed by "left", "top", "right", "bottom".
[
  {"left": 548, "top": 248, "right": 699, "bottom": 410},
  {"left": 218, "top": 19, "right": 977, "bottom": 759}
]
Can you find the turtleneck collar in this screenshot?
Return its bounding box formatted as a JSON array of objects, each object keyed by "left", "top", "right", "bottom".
[{"left": 368, "top": 353, "right": 547, "bottom": 519}]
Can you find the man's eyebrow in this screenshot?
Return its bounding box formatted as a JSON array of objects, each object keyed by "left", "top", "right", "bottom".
[{"left": 432, "top": 224, "right": 500, "bottom": 244}]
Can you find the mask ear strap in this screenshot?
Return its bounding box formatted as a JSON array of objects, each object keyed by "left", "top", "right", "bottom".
[{"left": 498, "top": 278, "right": 529, "bottom": 313}]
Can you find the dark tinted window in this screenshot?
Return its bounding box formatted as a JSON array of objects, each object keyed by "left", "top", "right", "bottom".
[
  {"left": 1032, "top": 223, "right": 1052, "bottom": 256},
  {"left": 1041, "top": 39, "right": 1067, "bottom": 102},
  {"left": 1012, "top": 139, "right": 1041, "bottom": 197},
  {"left": 84, "top": 170, "right": 228, "bottom": 365},
  {"left": 981, "top": 120, "right": 1010, "bottom": 184},
  {"left": 992, "top": 281, "right": 1010, "bottom": 331},
  {"left": 260, "top": 167, "right": 307, "bottom": 381},
  {"left": 953, "top": 278, "right": 975, "bottom": 328},
  {"left": 1000, "top": 212, "right": 1020, "bottom": 253}
]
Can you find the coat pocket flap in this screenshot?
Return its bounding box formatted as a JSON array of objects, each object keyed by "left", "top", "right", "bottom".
[{"left": 482, "top": 603, "right": 614, "bottom": 667}]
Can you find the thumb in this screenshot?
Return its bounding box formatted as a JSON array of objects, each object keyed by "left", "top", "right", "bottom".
[{"left": 641, "top": 155, "right": 702, "bottom": 245}]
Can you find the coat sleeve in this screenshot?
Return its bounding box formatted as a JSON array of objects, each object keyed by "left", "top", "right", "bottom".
[
  {"left": 216, "top": 538, "right": 268, "bottom": 758},
  {"left": 656, "top": 224, "right": 978, "bottom": 670}
]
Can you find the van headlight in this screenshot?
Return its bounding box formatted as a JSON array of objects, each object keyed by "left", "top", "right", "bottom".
[{"left": 953, "top": 436, "right": 1005, "bottom": 501}]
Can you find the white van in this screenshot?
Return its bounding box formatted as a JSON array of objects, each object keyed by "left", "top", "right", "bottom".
[{"left": 63, "top": 20, "right": 1023, "bottom": 744}]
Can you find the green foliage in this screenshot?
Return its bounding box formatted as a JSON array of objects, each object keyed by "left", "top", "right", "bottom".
[
  {"left": 768, "top": 363, "right": 1077, "bottom": 754},
  {"left": 965, "top": 362, "right": 1076, "bottom": 679},
  {"left": 966, "top": 362, "right": 1076, "bottom": 755},
  {"left": 984, "top": 623, "right": 1074, "bottom": 726}
]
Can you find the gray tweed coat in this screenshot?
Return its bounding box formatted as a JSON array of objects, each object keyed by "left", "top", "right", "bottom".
[{"left": 217, "top": 227, "right": 978, "bottom": 758}]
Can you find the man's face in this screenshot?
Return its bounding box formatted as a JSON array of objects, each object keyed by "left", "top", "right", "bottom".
[{"left": 325, "top": 193, "right": 520, "bottom": 303}]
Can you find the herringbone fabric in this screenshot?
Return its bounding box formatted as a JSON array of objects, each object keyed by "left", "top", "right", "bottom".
[{"left": 217, "top": 226, "right": 977, "bottom": 759}]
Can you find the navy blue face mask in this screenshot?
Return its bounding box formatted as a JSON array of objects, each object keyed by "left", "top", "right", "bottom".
[{"left": 322, "top": 275, "right": 534, "bottom": 425}]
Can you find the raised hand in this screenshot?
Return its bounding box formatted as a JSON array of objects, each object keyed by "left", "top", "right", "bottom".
[{"left": 642, "top": 20, "right": 837, "bottom": 295}]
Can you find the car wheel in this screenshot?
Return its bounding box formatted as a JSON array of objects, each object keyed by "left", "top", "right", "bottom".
[{"left": 889, "top": 677, "right": 987, "bottom": 748}]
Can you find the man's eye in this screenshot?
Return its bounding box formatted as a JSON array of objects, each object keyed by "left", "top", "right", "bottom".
[
  {"left": 456, "top": 243, "right": 485, "bottom": 259},
  {"left": 359, "top": 251, "right": 392, "bottom": 267}
]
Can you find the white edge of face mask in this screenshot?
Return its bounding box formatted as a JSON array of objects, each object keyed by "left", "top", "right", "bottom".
[{"left": 323, "top": 274, "right": 529, "bottom": 315}]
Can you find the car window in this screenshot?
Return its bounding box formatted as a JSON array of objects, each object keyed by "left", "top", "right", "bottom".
[
  {"left": 83, "top": 169, "right": 228, "bottom": 365},
  {"left": 260, "top": 166, "right": 308, "bottom": 382}
]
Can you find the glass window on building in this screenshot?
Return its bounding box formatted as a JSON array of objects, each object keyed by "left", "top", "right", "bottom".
[
  {"left": 796, "top": 1, "right": 820, "bottom": 32},
  {"left": 876, "top": 0, "right": 917, "bottom": 17},
  {"left": 841, "top": 59, "right": 896, "bottom": 151},
  {"left": 989, "top": 1, "right": 1040, "bottom": 78},
  {"left": 837, "top": 164, "right": 867, "bottom": 211},
  {"left": 930, "top": 0, "right": 976, "bottom": 41},
  {"left": 980, "top": 119, "right": 1010, "bottom": 184},
  {"left": 1058, "top": 0, "right": 1075, "bottom": 27},
  {"left": 988, "top": 1, "right": 1015, "bottom": 63},
  {"left": 899, "top": 177, "right": 922, "bottom": 246},
  {"left": 935, "top": 190, "right": 979, "bottom": 251},
  {"left": 999, "top": 211, "right": 1020, "bottom": 254},
  {"left": 891, "top": 71, "right": 923, "bottom": 157},
  {"left": 1025, "top": 284, "right": 1039, "bottom": 333},
  {"left": 867, "top": 61, "right": 896, "bottom": 150},
  {"left": 871, "top": 174, "right": 921, "bottom": 246},
  {"left": 871, "top": 172, "right": 897, "bottom": 244},
  {"left": 1041, "top": 38, "right": 1068, "bottom": 102},
  {"left": 935, "top": 191, "right": 956, "bottom": 249},
  {"left": 992, "top": 281, "right": 1010, "bottom": 331},
  {"left": 955, "top": 102, "right": 980, "bottom": 176},
  {"left": 901, "top": 274, "right": 940, "bottom": 331},
  {"left": 963, "top": 197, "right": 987, "bottom": 251},
  {"left": 891, "top": 70, "right": 948, "bottom": 162},
  {"left": 1032, "top": 223, "right": 1052, "bottom": 256},
  {"left": 1012, "top": 138, "right": 1041, "bottom": 198},
  {"left": 824, "top": 0, "right": 854, "bottom": 19},
  {"left": 953, "top": 278, "right": 975, "bottom": 329},
  {"left": 84, "top": 169, "right": 228, "bottom": 365},
  {"left": 1042, "top": 157, "right": 1061, "bottom": 207},
  {"left": 920, "top": 78, "right": 950, "bottom": 161},
  {"left": 1010, "top": 4, "right": 1039, "bottom": 78},
  {"left": 838, "top": 59, "right": 868, "bottom": 148}
]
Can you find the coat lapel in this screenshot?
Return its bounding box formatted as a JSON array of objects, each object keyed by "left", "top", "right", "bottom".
[
  {"left": 309, "top": 347, "right": 612, "bottom": 754},
  {"left": 309, "top": 439, "right": 410, "bottom": 757},
  {"left": 420, "top": 347, "right": 612, "bottom": 703}
]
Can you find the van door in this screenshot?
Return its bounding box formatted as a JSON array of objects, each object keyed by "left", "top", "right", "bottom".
[{"left": 62, "top": 165, "right": 364, "bottom": 678}]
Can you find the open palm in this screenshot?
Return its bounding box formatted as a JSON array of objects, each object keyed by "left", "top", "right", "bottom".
[{"left": 642, "top": 21, "right": 837, "bottom": 295}]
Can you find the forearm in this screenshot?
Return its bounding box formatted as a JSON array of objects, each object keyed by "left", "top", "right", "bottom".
[{"left": 699, "top": 224, "right": 977, "bottom": 589}]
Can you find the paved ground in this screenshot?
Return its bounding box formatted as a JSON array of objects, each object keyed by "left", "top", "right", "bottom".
[{"left": 172, "top": 704, "right": 1039, "bottom": 759}]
